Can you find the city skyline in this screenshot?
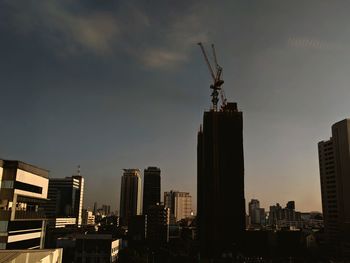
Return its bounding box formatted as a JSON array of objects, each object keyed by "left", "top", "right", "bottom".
[{"left": 3, "top": 0, "right": 350, "bottom": 212}]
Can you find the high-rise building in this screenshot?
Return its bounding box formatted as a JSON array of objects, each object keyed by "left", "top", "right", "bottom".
[
  {"left": 318, "top": 119, "right": 350, "bottom": 255},
  {"left": 93, "top": 202, "right": 98, "bottom": 215},
  {"left": 164, "top": 191, "right": 192, "bottom": 222},
  {"left": 44, "top": 174, "right": 84, "bottom": 226},
  {"left": 197, "top": 102, "right": 246, "bottom": 258},
  {"left": 248, "top": 199, "right": 265, "bottom": 226},
  {"left": 142, "top": 167, "right": 161, "bottom": 215},
  {"left": 119, "top": 169, "right": 142, "bottom": 225},
  {"left": 0, "top": 160, "right": 49, "bottom": 249},
  {"left": 268, "top": 202, "right": 301, "bottom": 228},
  {"left": 269, "top": 203, "right": 283, "bottom": 226}
]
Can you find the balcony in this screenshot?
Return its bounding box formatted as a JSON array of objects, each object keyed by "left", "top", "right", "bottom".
[{"left": 14, "top": 210, "right": 46, "bottom": 220}]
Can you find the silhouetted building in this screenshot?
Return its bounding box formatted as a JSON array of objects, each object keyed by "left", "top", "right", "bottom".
[
  {"left": 248, "top": 199, "right": 265, "bottom": 227},
  {"left": 44, "top": 174, "right": 84, "bottom": 226},
  {"left": 287, "top": 201, "right": 295, "bottom": 210},
  {"left": 268, "top": 202, "right": 301, "bottom": 229},
  {"left": 0, "top": 160, "right": 49, "bottom": 249},
  {"left": 93, "top": 202, "right": 98, "bottom": 215},
  {"left": 128, "top": 215, "right": 146, "bottom": 247},
  {"left": 197, "top": 102, "right": 246, "bottom": 258},
  {"left": 249, "top": 199, "right": 260, "bottom": 225},
  {"left": 146, "top": 204, "right": 170, "bottom": 245},
  {"left": 164, "top": 191, "right": 192, "bottom": 223},
  {"left": 119, "top": 169, "right": 141, "bottom": 225},
  {"left": 319, "top": 119, "right": 350, "bottom": 256},
  {"left": 143, "top": 167, "right": 161, "bottom": 215},
  {"left": 101, "top": 204, "right": 111, "bottom": 216}
]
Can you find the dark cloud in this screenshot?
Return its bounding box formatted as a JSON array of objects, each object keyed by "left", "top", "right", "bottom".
[{"left": 2, "top": 0, "right": 350, "bottom": 211}]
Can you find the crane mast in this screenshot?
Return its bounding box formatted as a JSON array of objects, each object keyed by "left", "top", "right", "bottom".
[{"left": 198, "top": 42, "right": 227, "bottom": 111}]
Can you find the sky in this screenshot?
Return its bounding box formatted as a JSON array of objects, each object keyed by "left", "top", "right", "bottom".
[{"left": 1, "top": 0, "right": 350, "bottom": 212}]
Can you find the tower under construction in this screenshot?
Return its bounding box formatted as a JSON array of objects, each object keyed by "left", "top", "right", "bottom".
[{"left": 197, "top": 43, "right": 246, "bottom": 259}]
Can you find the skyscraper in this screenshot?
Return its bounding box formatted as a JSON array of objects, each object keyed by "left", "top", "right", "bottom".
[
  {"left": 119, "top": 169, "right": 142, "bottom": 225},
  {"left": 164, "top": 190, "right": 192, "bottom": 223},
  {"left": 143, "top": 167, "right": 161, "bottom": 215},
  {"left": 197, "top": 102, "right": 246, "bottom": 258},
  {"left": 318, "top": 119, "right": 350, "bottom": 256},
  {"left": 44, "top": 174, "right": 84, "bottom": 226},
  {"left": 249, "top": 199, "right": 264, "bottom": 226}
]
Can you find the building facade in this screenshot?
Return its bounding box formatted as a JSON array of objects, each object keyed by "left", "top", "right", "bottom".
[
  {"left": 44, "top": 175, "right": 84, "bottom": 226},
  {"left": 197, "top": 102, "right": 246, "bottom": 258},
  {"left": 0, "top": 160, "right": 49, "bottom": 249},
  {"left": 146, "top": 204, "right": 170, "bottom": 245},
  {"left": 318, "top": 119, "right": 350, "bottom": 256},
  {"left": 0, "top": 249, "right": 63, "bottom": 263},
  {"left": 164, "top": 191, "right": 192, "bottom": 222},
  {"left": 142, "top": 167, "right": 161, "bottom": 215},
  {"left": 119, "top": 169, "right": 142, "bottom": 225},
  {"left": 82, "top": 209, "right": 95, "bottom": 225}
]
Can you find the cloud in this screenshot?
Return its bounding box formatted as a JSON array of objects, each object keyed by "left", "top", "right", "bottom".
[
  {"left": 136, "top": 10, "right": 209, "bottom": 70},
  {"left": 141, "top": 49, "right": 187, "bottom": 68},
  {"left": 287, "top": 37, "right": 337, "bottom": 51},
  {"left": 5, "top": 0, "right": 119, "bottom": 55},
  {"left": 3, "top": 0, "right": 208, "bottom": 67}
]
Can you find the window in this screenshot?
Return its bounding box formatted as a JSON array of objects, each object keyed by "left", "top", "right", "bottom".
[
  {"left": 1, "top": 181, "right": 13, "bottom": 189},
  {"left": 14, "top": 181, "right": 42, "bottom": 194}
]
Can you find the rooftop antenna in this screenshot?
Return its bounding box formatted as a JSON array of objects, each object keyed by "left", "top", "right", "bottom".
[{"left": 77, "top": 165, "right": 81, "bottom": 176}]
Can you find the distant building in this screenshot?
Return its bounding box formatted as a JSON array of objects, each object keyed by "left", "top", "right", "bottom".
[
  {"left": 82, "top": 209, "right": 95, "bottom": 225},
  {"left": 119, "top": 169, "right": 142, "bottom": 225},
  {"left": 0, "top": 160, "right": 49, "bottom": 249},
  {"left": 164, "top": 191, "right": 192, "bottom": 222},
  {"left": 93, "top": 202, "right": 98, "bottom": 215},
  {"left": 286, "top": 201, "right": 295, "bottom": 210},
  {"left": 146, "top": 204, "right": 170, "bottom": 245},
  {"left": 269, "top": 203, "right": 283, "bottom": 226},
  {"left": 44, "top": 173, "right": 84, "bottom": 226},
  {"left": 248, "top": 199, "right": 265, "bottom": 227},
  {"left": 101, "top": 205, "right": 111, "bottom": 216},
  {"left": 197, "top": 102, "right": 246, "bottom": 258},
  {"left": 268, "top": 201, "right": 301, "bottom": 229},
  {"left": 142, "top": 167, "right": 161, "bottom": 215},
  {"left": 318, "top": 119, "right": 350, "bottom": 256}
]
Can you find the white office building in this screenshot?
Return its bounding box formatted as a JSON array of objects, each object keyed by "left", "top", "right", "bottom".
[{"left": 0, "top": 160, "right": 49, "bottom": 249}]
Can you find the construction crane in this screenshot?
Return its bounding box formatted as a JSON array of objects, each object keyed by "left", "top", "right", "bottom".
[{"left": 198, "top": 42, "right": 227, "bottom": 111}]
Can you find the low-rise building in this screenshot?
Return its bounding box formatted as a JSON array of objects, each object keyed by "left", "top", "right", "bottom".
[
  {"left": 0, "top": 160, "right": 49, "bottom": 249},
  {"left": 0, "top": 249, "right": 63, "bottom": 263}
]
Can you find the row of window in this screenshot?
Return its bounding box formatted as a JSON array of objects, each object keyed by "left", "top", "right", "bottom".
[{"left": 0, "top": 181, "right": 42, "bottom": 194}]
